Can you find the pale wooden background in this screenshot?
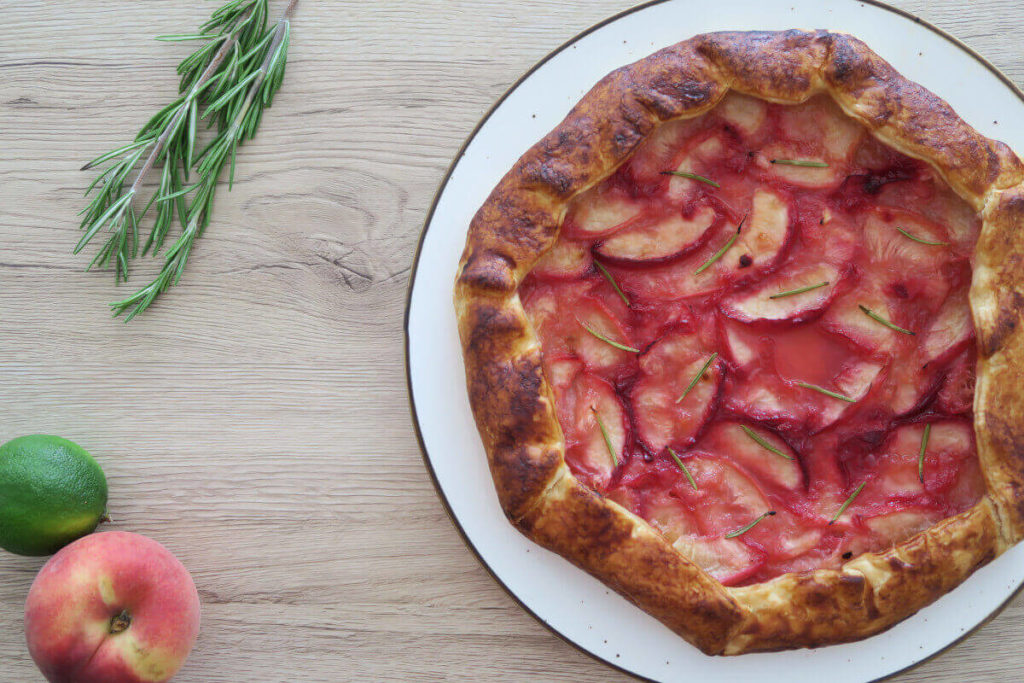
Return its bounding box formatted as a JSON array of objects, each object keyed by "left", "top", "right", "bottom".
[{"left": 1, "top": 1, "right": 1022, "bottom": 681}]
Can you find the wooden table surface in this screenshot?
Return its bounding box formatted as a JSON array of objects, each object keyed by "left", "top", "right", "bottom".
[{"left": 2, "top": 1, "right": 1023, "bottom": 680}]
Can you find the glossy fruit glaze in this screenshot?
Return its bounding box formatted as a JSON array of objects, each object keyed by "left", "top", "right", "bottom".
[{"left": 519, "top": 93, "right": 984, "bottom": 586}]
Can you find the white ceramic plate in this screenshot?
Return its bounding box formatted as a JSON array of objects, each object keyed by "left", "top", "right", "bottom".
[{"left": 406, "top": 1, "right": 1024, "bottom": 680}]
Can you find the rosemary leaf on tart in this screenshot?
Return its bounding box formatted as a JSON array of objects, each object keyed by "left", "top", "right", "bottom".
[
  {"left": 579, "top": 320, "right": 640, "bottom": 353},
  {"left": 695, "top": 215, "right": 746, "bottom": 275},
  {"left": 591, "top": 407, "right": 619, "bottom": 467},
  {"left": 769, "top": 159, "right": 829, "bottom": 168},
  {"left": 797, "top": 382, "right": 856, "bottom": 403},
  {"left": 725, "top": 511, "right": 776, "bottom": 539},
  {"left": 830, "top": 482, "right": 867, "bottom": 524},
  {"left": 676, "top": 353, "right": 718, "bottom": 403},
  {"left": 594, "top": 261, "right": 631, "bottom": 307},
  {"left": 668, "top": 448, "right": 698, "bottom": 490},
  {"left": 859, "top": 305, "right": 916, "bottom": 335},
  {"left": 918, "top": 423, "right": 932, "bottom": 482},
  {"left": 740, "top": 426, "right": 794, "bottom": 460},
  {"left": 896, "top": 226, "right": 950, "bottom": 247},
  {"left": 769, "top": 281, "right": 830, "bottom": 300},
  {"left": 660, "top": 170, "right": 721, "bottom": 188}
]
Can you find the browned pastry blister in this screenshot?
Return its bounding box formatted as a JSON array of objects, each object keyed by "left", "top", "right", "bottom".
[{"left": 454, "top": 29, "right": 1024, "bottom": 654}]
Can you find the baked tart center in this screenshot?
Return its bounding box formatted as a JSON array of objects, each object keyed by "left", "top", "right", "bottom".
[{"left": 520, "top": 93, "right": 984, "bottom": 586}]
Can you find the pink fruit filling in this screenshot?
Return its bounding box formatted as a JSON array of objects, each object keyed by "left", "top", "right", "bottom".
[{"left": 519, "top": 93, "right": 984, "bottom": 586}]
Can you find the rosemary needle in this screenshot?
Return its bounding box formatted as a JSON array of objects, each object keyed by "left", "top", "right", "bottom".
[
  {"left": 770, "top": 159, "right": 830, "bottom": 168},
  {"left": 797, "top": 382, "right": 856, "bottom": 403},
  {"left": 676, "top": 353, "right": 718, "bottom": 403},
  {"left": 592, "top": 407, "right": 619, "bottom": 467},
  {"left": 769, "top": 281, "right": 829, "bottom": 300},
  {"left": 594, "top": 261, "right": 630, "bottom": 307},
  {"left": 740, "top": 425, "right": 793, "bottom": 461},
  {"left": 918, "top": 423, "right": 932, "bottom": 482},
  {"left": 725, "top": 511, "right": 776, "bottom": 539},
  {"left": 668, "top": 448, "right": 698, "bottom": 490},
  {"left": 830, "top": 482, "right": 866, "bottom": 524},
  {"left": 579, "top": 321, "right": 640, "bottom": 353},
  {"left": 660, "top": 170, "right": 721, "bottom": 188},
  {"left": 695, "top": 215, "right": 747, "bottom": 275},
  {"left": 859, "top": 305, "right": 916, "bottom": 336},
  {"left": 896, "top": 227, "right": 949, "bottom": 247}
]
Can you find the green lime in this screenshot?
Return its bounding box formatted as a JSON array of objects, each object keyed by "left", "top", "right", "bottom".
[{"left": 0, "top": 435, "right": 109, "bottom": 556}]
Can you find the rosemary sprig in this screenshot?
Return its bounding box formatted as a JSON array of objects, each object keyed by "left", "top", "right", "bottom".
[
  {"left": 579, "top": 320, "right": 639, "bottom": 353},
  {"left": 769, "top": 281, "right": 829, "bottom": 300},
  {"left": 918, "top": 423, "right": 932, "bottom": 482},
  {"left": 829, "top": 482, "right": 866, "bottom": 524},
  {"left": 695, "top": 215, "right": 746, "bottom": 275},
  {"left": 592, "top": 407, "right": 619, "bottom": 467},
  {"left": 770, "top": 159, "right": 829, "bottom": 168},
  {"left": 725, "top": 511, "right": 776, "bottom": 539},
  {"left": 896, "top": 227, "right": 949, "bottom": 247},
  {"left": 797, "top": 381, "right": 856, "bottom": 403},
  {"left": 667, "top": 448, "right": 697, "bottom": 490},
  {"left": 660, "top": 170, "right": 720, "bottom": 188},
  {"left": 740, "top": 425, "right": 793, "bottom": 461},
  {"left": 676, "top": 353, "right": 718, "bottom": 403},
  {"left": 78, "top": 0, "right": 298, "bottom": 319},
  {"left": 594, "top": 261, "right": 630, "bottom": 307},
  {"left": 859, "top": 305, "right": 915, "bottom": 336},
  {"left": 78, "top": 2, "right": 262, "bottom": 278}
]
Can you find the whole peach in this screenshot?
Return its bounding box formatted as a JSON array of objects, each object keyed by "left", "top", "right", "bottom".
[{"left": 25, "top": 531, "right": 200, "bottom": 683}]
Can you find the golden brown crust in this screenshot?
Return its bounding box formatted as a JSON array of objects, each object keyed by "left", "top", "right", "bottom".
[
  {"left": 517, "top": 474, "right": 746, "bottom": 654},
  {"left": 454, "top": 29, "right": 1024, "bottom": 654},
  {"left": 724, "top": 500, "right": 1005, "bottom": 653},
  {"left": 973, "top": 185, "right": 1024, "bottom": 543}
]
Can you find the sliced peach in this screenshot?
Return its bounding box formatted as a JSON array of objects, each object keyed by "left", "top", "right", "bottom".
[
  {"left": 566, "top": 373, "right": 627, "bottom": 489},
  {"left": 721, "top": 262, "right": 841, "bottom": 324},
  {"left": 667, "top": 135, "right": 729, "bottom": 201},
  {"left": 805, "top": 360, "right": 883, "bottom": 432},
  {"left": 615, "top": 204, "right": 789, "bottom": 302},
  {"left": 726, "top": 372, "right": 796, "bottom": 424},
  {"left": 863, "top": 208, "right": 951, "bottom": 272},
  {"left": 542, "top": 355, "right": 583, "bottom": 432},
  {"left": 720, "top": 319, "right": 760, "bottom": 372},
  {"left": 728, "top": 189, "right": 792, "bottom": 272},
  {"left": 717, "top": 92, "right": 767, "bottom": 137},
  {"left": 594, "top": 205, "right": 716, "bottom": 264},
  {"left": 821, "top": 282, "right": 900, "bottom": 355},
  {"left": 778, "top": 96, "right": 866, "bottom": 160},
  {"left": 676, "top": 455, "right": 774, "bottom": 534},
  {"left": 852, "top": 421, "right": 976, "bottom": 508},
  {"left": 864, "top": 509, "right": 940, "bottom": 546},
  {"left": 697, "top": 421, "right": 803, "bottom": 490},
  {"left": 532, "top": 239, "right": 592, "bottom": 280},
  {"left": 523, "top": 285, "right": 638, "bottom": 376},
  {"left": 937, "top": 349, "right": 975, "bottom": 415},
  {"left": 672, "top": 535, "right": 762, "bottom": 585},
  {"left": 631, "top": 331, "right": 722, "bottom": 452},
  {"left": 762, "top": 144, "right": 840, "bottom": 188},
  {"left": 627, "top": 117, "right": 706, "bottom": 188},
  {"left": 922, "top": 290, "right": 972, "bottom": 363},
  {"left": 565, "top": 186, "right": 644, "bottom": 239}
]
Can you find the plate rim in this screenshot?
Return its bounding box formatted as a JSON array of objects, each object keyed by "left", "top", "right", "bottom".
[{"left": 403, "top": 2, "right": 1024, "bottom": 680}]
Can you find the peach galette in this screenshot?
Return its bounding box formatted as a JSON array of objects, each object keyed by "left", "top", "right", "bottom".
[{"left": 455, "top": 30, "right": 1024, "bottom": 654}]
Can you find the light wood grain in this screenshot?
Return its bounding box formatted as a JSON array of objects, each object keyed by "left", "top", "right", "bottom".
[{"left": 1, "top": 1, "right": 1022, "bottom": 680}]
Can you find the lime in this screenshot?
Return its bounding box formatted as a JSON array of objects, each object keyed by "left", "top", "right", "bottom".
[{"left": 0, "top": 435, "right": 108, "bottom": 556}]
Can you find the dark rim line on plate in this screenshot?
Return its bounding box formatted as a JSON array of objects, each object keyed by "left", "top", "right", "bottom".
[{"left": 402, "top": 1, "right": 1024, "bottom": 680}]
